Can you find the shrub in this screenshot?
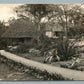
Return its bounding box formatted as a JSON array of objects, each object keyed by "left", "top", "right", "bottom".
[
  {"left": 10, "top": 42, "right": 35, "bottom": 53},
  {"left": 36, "top": 35, "right": 58, "bottom": 55},
  {"left": 57, "top": 38, "right": 79, "bottom": 61},
  {"left": 0, "top": 39, "right": 7, "bottom": 49}
]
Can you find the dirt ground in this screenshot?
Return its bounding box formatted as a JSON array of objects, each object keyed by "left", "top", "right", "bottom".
[{"left": 0, "top": 62, "right": 41, "bottom": 81}]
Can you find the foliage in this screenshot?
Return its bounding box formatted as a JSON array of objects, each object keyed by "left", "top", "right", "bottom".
[
  {"left": 35, "top": 35, "right": 57, "bottom": 55},
  {"left": 57, "top": 38, "right": 79, "bottom": 61},
  {"left": 14, "top": 4, "right": 84, "bottom": 40},
  {"left": 11, "top": 42, "right": 34, "bottom": 53},
  {"left": 0, "top": 21, "right": 8, "bottom": 50},
  {"left": 0, "top": 21, "right": 7, "bottom": 37},
  {"left": 0, "top": 39, "right": 7, "bottom": 50},
  {"left": 7, "top": 38, "right": 39, "bottom": 53}
]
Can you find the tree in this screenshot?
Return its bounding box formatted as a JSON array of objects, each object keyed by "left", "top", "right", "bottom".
[
  {"left": 14, "top": 4, "right": 49, "bottom": 43},
  {"left": 0, "top": 21, "right": 6, "bottom": 37},
  {"left": 14, "top": 4, "right": 84, "bottom": 40},
  {"left": 47, "top": 4, "right": 84, "bottom": 39},
  {"left": 67, "top": 4, "right": 84, "bottom": 38},
  {"left": 0, "top": 21, "right": 8, "bottom": 49},
  {"left": 14, "top": 4, "right": 65, "bottom": 44}
]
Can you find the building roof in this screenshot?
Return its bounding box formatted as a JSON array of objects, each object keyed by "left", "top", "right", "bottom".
[
  {"left": 1, "top": 19, "right": 37, "bottom": 38},
  {"left": 45, "top": 22, "right": 63, "bottom": 32}
]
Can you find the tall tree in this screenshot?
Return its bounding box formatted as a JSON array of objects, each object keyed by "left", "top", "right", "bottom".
[
  {"left": 14, "top": 4, "right": 84, "bottom": 40},
  {"left": 67, "top": 4, "right": 84, "bottom": 37},
  {"left": 0, "top": 21, "right": 6, "bottom": 37},
  {"left": 47, "top": 4, "right": 84, "bottom": 38},
  {"left": 14, "top": 4, "right": 58, "bottom": 43}
]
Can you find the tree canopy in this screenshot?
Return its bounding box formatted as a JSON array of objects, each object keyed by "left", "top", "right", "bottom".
[
  {"left": 0, "top": 21, "right": 6, "bottom": 37},
  {"left": 14, "top": 4, "right": 84, "bottom": 39}
]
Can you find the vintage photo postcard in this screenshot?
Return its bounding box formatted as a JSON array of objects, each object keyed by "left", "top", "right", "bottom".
[{"left": 0, "top": 3, "right": 84, "bottom": 81}]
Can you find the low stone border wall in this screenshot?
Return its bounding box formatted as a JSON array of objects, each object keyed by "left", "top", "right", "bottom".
[{"left": 0, "top": 50, "right": 84, "bottom": 80}]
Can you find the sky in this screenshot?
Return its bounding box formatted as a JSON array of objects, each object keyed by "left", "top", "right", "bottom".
[
  {"left": 0, "top": 4, "right": 83, "bottom": 23},
  {"left": 0, "top": 4, "right": 21, "bottom": 22}
]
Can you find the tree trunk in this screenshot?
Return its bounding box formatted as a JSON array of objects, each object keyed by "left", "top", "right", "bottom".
[
  {"left": 36, "top": 22, "right": 41, "bottom": 45},
  {"left": 65, "top": 14, "right": 68, "bottom": 39}
]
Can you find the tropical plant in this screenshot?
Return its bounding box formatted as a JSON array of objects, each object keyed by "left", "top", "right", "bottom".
[{"left": 57, "top": 38, "right": 79, "bottom": 61}]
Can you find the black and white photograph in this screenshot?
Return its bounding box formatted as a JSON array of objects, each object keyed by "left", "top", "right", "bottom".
[{"left": 0, "top": 4, "right": 84, "bottom": 80}]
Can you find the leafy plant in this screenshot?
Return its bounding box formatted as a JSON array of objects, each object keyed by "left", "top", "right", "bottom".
[
  {"left": 57, "top": 38, "right": 79, "bottom": 61},
  {"left": 0, "top": 39, "right": 7, "bottom": 49}
]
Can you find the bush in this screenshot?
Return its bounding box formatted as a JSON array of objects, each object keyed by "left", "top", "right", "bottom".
[
  {"left": 36, "top": 36, "right": 57, "bottom": 56},
  {"left": 0, "top": 39, "right": 7, "bottom": 50},
  {"left": 57, "top": 38, "right": 79, "bottom": 61},
  {"left": 10, "top": 41, "right": 36, "bottom": 53}
]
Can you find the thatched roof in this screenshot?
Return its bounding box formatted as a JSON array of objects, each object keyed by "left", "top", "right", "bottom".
[
  {"left": 45, "top": 22, "right": 63, "bottom": 32},
  {"left": 1, "top": 19, "right": 37, "bottom": 38}
]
